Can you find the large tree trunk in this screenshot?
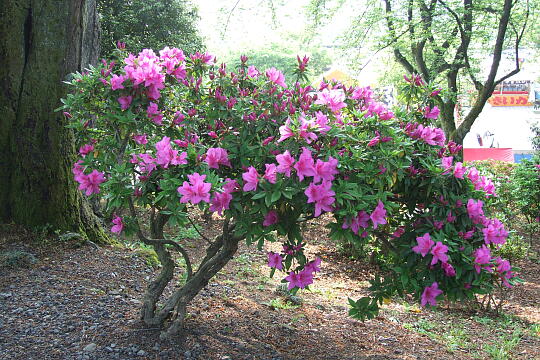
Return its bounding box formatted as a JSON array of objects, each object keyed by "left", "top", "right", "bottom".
[{"left": 0, "top": 0, "right": 106, "bottom": 241}]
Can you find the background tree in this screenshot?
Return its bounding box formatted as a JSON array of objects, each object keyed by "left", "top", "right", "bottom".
[
  {"left": 98, "top": 0, "right": 204, "bottom": 56},
  {"left": 224, "top": 40, "right": 332, "bottom": 84},
  {"left": 0, "top": 0, "right": 106, "bottom": 240},
  {"left": 309, "top": 0, "right": 532, "bottom": 144}
]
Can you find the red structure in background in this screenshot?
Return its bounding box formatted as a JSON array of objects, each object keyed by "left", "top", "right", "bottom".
[
  {"left": 464, "top": 148, "right": 514, "bottom": 162},
  {"left": 488, "top": 80, "right": 532, "bottom": 107}
]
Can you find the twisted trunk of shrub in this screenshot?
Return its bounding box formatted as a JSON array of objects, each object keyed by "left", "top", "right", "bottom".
[{"left": 129, "top": 202, "right": 242, "bottom": 338}]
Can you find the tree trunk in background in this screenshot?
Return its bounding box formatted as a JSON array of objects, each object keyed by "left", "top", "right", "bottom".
[{"left": 0, "top": 0, "right": 106, "bottom": 241}]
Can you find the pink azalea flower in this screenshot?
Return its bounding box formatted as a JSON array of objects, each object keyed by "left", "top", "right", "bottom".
[
  {"left": 473, "top": 245, "right": 491, "bottom": 273},
  {"left": 298, "top": 115, "right": 318, "bottom": 143},
  {"left": 495, "top": 258, "right": 514, "bottom": 288},
  {"left": 247, "top": 65, "right": 260, "bottom": 78},
  {"left": 264, "top": 164, "right": 277, "bottom": 184},
  {"left": 441, "top": 156, "right": 453, "bottom": 171},
  {"left": 412, "top": 233, "right": 434, "bottom": 257},
  {"left": 442, "top": 262, "right": 456, "bottom": 277},
  {"left": 79, "top": 144, "right": 94, "bottom": 157},
  {"left": 276, "top": 150, "right": 295, "bottom": 177},
  {"left": 285, "top": 269, "right": 313, "bottom": 290},
  {"left": 133, "top": 134, "right": 148, "bottom": 145},
  {"left": 278, "top": 118, "right": 294, "bottom": 143},
  {"left": 467, "top": 167, "right": 480, "bottom": 183},
  {"left": 315, "top": 88, "right": 347, "bottom": 113},
  {"left": 131, "top": 153, "right": 157, "bottom": 175},
  {"left": 421, "top": 282, "right": 443, "bottom": 307},
  {"left": 205, "top": 147, "right": 231, "bottom": 169},
  {"left": 370, "top": 200, "right": 387, "bottom": 229},
  {"left": 242, "top": 166, "right": 260, "bottom": 191},
  {"left": 367, "top": 136, "right": 380, "bottom": 147},
  {"left": 467, "top": 199, "right": 484, "bottom": 223},
  {"left": 313, "top": 157, "right": 338, "bottom": 183},
  {"left": 155, "top": 136, "right": 187, "bottom": 168},
  {"left": 72, "top": 161, "right": 85, "bottom": 183},
  {"left": 223, "top": 178, "right": 240, "bottom": 194},
  {"left": 453, "top": 162, "right": 466, "bottom": 179},
  {"left": 294, "top": 147, "right": 316, "bottom": 181},
  {"left": 482, "top": 218, "right": 508, "bottom": 245},
  {"left": 78, "top": 169, "right": 105, "bottom": 196},
  {"left": 111, "top": 215, "right": 123, "bottom": 234},
  {"left": 110, "top": 74, "right": 125, "bottom": 90},
  {"left": 263, "top": 210, "right": 279, "bottom": 227},
  {"left": 118, "top": 95, "right": 133, "bottom": 110},
  {"left": 209, "top": 192, "right": 232, "bottom": 216},
  {"left": 265, "top": 67, "right": 287, "bottom": 87},
  {"left": 424, "top": 106, "right": 440, "bottom": 119},
  {"left": 177, "top": 173, "right": 212, "bottom": 204},
  {"left": 342, "top": 211, "right": 370, "bottom": 235},
  {"left": 304, "top": 257, "right": 322, "bottom": 273},
  {"left": 314, "top": 111, "right": 331, "bottom": 134},
  {"left": 147, "top": 102, "right": 159, "bottom": 117},
  {"left": 267, "top": 252, "right": 283, "bottom": 270},
  {"left": 304, "top": 181, "right": 335, "bottom": 217},
  {"left": 262, "top": 136, "right": 275, "bottom": 146},
  {"left": 430, "top": 242, "right": 449, "bottom": 265}
]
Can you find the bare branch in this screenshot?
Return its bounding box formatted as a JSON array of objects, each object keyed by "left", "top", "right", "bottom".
[{"left": 186, "top": 210, "right": 212, "bottom": 244}]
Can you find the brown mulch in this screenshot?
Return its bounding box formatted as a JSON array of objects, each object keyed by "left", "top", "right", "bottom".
[{"left": 0, "top": 221, "right": 539, "bottom": 360}]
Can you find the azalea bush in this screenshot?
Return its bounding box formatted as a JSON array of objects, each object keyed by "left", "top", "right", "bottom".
[
  {"left": 60, "top": 45, "right": 519, "bottom": 337},
  {"left": 470, "top": 158, "right": 540, "bottom": 248}
]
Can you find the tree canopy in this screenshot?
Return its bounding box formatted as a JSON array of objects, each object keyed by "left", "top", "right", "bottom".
[
  {"left": 98, "top": 0, "right": 204, "bottom": 56},
  {"left": 309, "top": 0, "right": 534, "bottom": 145}
]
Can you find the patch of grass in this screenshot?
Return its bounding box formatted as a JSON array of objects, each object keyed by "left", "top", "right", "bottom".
[
  {"left": 0, "top": 250, "right": 38, "bottom": 269},
  {"left": 484, "top": 329, "right": 523, "bottom": 360},
  {"left": 263, "top": 297, "right": 301, "bottom": 310},
  {"left": 234, "top": 253, "right": 253, "bottom": 265},
  {"left": 441, "top": 325, "right": 470, "bottom": 353},
  {"left": 529, "top": 323, "right": 540, "bottom": 338},
  {"left": 175, "top": 226, "right": 200, "bottom": 240}
]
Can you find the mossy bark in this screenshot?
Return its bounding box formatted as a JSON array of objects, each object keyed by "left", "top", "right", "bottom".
[{"left": 0, "top": 1, "right": 106, "bottom": 242}]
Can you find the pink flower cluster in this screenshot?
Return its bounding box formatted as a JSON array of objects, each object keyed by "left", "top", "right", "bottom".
[
  {"left": 277, "top": 113, "right": 331, "bottom": 144},
  {"left": 404, "top": 123, "right": 446, "bottom": 147},
  {"left": 342, "top": 200, "right": 388, "bottom": 236},
  {"left": 441, "top": 160, "right": 496, "bottom": 197},
  {"left": 412, "top": 233, "right": 452, "bottom": 271},
  {"left": 73, "top": 162, "right": 105, "bottom": 196},
  {"left": 315, "top": 88, "right": 346, "bottom": 113},
  {"left": 205, "top": 147, "right": 231, "bottom": 169},
  {"left": 472, "top": 246, "right": 515, "bottom": 287},
  {"left": 466, "top": 198, "right": 508, "bottom": 245},
  {"left": 241, "top": 148, "right": 339, "bottom": 218}
]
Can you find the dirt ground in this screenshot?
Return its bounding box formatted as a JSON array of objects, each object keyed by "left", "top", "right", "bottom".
[{"left": 0, "top": 220, "right": 539, "bottom": 360}]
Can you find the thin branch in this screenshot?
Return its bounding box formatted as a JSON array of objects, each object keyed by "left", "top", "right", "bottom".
[
  {"left": 221, "top": 0, "right": 242, "bottom": 38},
  {"left": 382, "top": 0, "right": 417, "bottom": 74},
  {"left": 186, "top": 211, "right": 212, "bottom": 244}
]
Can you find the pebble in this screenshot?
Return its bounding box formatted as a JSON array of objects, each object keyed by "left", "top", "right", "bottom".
[
  {"left": 83, "top": 343, "right": 97, "bottom": 352},
  {"left": 137, "top": 349, "right": 147, "bottom": 356},
  {"left": 0, "top": 292, "right": 13, "bottom": 299}
]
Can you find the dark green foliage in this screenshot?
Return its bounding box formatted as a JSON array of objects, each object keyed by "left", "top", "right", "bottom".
[{"left": 98, "top": 0, "right": 204, "bottom": 56}]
